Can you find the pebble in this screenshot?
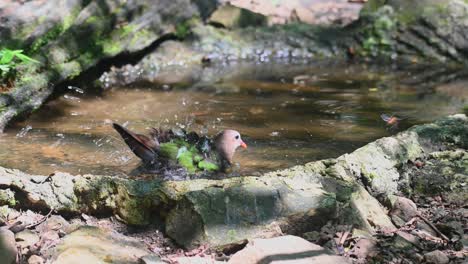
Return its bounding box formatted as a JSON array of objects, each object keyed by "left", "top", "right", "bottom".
[{"left": 424, "top": 250, "right": 449, "bottom": 264}]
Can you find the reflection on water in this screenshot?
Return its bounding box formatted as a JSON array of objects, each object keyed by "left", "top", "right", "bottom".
[{"left": 0, "top": 62, "right": 466, "bottom": 177}]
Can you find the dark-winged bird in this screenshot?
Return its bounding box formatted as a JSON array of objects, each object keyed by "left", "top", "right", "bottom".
[{"left": 112, "top": 123, "right": 247, "bottom": 173}]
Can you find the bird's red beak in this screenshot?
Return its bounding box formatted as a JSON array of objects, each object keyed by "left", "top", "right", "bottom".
[{"left": 240, "top": 141, "right": 247, "bottom": 149}]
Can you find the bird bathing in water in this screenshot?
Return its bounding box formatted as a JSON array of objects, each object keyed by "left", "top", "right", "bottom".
[{"left": 112, "top": 123, "right": 247, "bottom": 174}]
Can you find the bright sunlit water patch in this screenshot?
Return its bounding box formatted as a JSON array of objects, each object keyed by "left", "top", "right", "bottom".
[{"left": 0, "top": 61, "right": 466, "bottom": 177}]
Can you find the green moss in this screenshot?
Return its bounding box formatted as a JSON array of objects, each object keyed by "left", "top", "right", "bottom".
[
  {"left": 361, "top": 0, "right": 387, "bottom": 14},
  {"left": 360, "top": 7, "right": 396, "bottom": 57},
  {"left": 120, "top": 24, "right": 136, "bottom": 37},
  {"left": 129, "top": 29, "right": 154, "bottom": 48},
  {"left": 368, "top": 172, "right": 378, "bottom": 180},
  {"left": 175, "top": 20, "right": 191, "bottom": 39},
  {"left": 463, "top": 105, "right": 468, "bottom": 115},
  {"left": 16, "top": 72, "right": 48, "bottom": 89},
  {"left": 0, "top": 189, "right": 17, "bottom": 207},
  {"left": 227, "top": 229, "right": 237, "bottom": 242},
  {"left": 99, "top": 39, "right": 123, "bottom": 56},
  {"left": 85, "top": 16, "right": 100, "bottom": 25},
  {"left": 29, "top": 10, "right": 79, "bottom": 54},
  {"left": 319, "top": 193, "right": 336, "bottom": 209},
  {"left": 52, "top": 61, "right": 82, "bottom": 79}
]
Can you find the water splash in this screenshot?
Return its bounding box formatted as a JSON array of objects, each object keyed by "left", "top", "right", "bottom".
[{"left": 16, "top": 125, "right": 32, "bottom": 137}]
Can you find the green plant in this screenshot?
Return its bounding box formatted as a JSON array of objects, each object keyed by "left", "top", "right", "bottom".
[{"left": 0, "top": 48, "right": 39, "bottom": 80}]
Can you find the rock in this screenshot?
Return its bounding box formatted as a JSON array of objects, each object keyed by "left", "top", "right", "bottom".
[
  {"left": 175, "top": 256, "right": 224, "bottom": 264},
  {"left": 36, "top": 215, "right": 71, "bottom": 234},
  {"left": 390, "top": 196, "right": 418, "bottom": 223},
  {"left": 302, "top": 231, "right": 320, "bottom": 242},
  {"left": 405, "top": 148, "right": 468, "bottom": 205},
  {"left": 0, "top": 229, "right": 17, "bottom": 264},
  {"left": 28, "top": 255, "right": 45, "bottom": 264},
  {"left": 424, "top": 250, "right": 450, "bottom": 264},
  {"left": 209, "top": 4, "right": 268, "bottom": 29},
  {"left": 347, "top": 185, "right": 395, "bottom": 232},
  {"left": 165, "top": 175, "right": 336, "bottom": 248},
  {"left": 0, "top": 115, "right": 465, "bottom": 249},
  {"left": 39, "top": 230, "right": 60, "bottom": 251},
  {"left": 392, "top": 231, "right": 421, "bottom": 250},
  {"left": 139, "top": 255, "right": 164, "bottom": 264},
  {"left": 227, "top": 0, "right": 362, "bottom": 26},
  {"left": 15, "top": 229, "right": 40, "bottom": 248},
  {"left": 50, "top": 226, "right": 150, "bottom": 263},
  {"left": 0, "top": 189, "right": 17, "bottom": 207},
  {"left": 0, "top": 0, "right": 214, "bottom": 132},
  {"left": 349, "top": 238, "right": 378, "bottom": 259},
  {"left": 228, "top": 235, "right": 351, "bottom": 264}
]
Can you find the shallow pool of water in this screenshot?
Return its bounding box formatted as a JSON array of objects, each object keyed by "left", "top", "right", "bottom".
[{"left": 0, "top": 61, "right": 466, "bottom": 177}]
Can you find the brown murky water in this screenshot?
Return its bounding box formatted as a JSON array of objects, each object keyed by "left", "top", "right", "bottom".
[{"left": 0, "top": 62, "right": 466, "bottom": 177}]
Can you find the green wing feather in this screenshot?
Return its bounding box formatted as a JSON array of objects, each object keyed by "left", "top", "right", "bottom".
[{"left": 158, "top": 138, "right": 221, "bottom": 173}]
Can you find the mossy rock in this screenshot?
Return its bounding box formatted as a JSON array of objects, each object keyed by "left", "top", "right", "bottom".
[{"left": 208, "top": 4, "right": 268, "bottom": 29}]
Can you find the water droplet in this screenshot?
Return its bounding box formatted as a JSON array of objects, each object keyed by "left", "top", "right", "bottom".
[
  {"left": 63, "top": 95, "right": 80, "bottom": 102},
  {"left": 67, "top": 86, "right": 84, "bottom": 94},
  {"left": 269, "top": 131, "right": 280, "bottom": 137},
  {"left": 16, "top": 125, "right": 32, "bottom": 137}
]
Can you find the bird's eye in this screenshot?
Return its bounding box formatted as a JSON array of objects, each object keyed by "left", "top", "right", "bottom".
[{"left": 235, "top": 135, "right": 239, "bottom": 140}]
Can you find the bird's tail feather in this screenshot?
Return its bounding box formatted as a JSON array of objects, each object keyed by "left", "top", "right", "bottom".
[{"left": 112, "top": 123, "right": 159, "bottom": 163}]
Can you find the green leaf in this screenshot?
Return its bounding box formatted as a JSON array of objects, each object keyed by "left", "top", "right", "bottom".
[
  {"left": 15, "top": 53, "right": 39, "bottom": 63},
  {"left": 0, "top": 49, "right": 15, "bottom": 64},
  {"left": 0, "top": 64, "right": 10, "bottom": 72}
]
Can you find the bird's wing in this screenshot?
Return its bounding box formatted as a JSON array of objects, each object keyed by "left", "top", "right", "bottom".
[
  {"left": 113, "top": 123, "right": 159, "bottom": 163},
  {"left": 380, "top": 114, "right": 392, "bottom": 122}
]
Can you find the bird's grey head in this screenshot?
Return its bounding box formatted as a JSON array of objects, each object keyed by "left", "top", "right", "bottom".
[{"left": 215, "top": 129, "right": 247, "bottom": 164}]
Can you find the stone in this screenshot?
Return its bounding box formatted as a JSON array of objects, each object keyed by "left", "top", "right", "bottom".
[
  {"left": 228, "top": 235, "right": 351, "bottom": 264},
  {"left": 209, "top": 4, "right": 268, "bottom": 29},
  {"left": 51, "top": 226, "right": 150, "bottom": 263},
  {"left": 389, "top": 196, "right": 418, "bottom": 222},
  {"left": 28, "top": 255, "right": 45, "bottom": 264},
  {"left": 392, "top": 231, "right": 421, "bottom": 250},
  {"left": 139, "top": 255, "right": 164, "bottom": 264},
  {"left": 347, "top": 185, "right": 396, "bottom": 233},
  {"left": 0, "top": 0, "right": 212, "bottom": 132},
  {"left": 15, "top": 229, "right": 40, "bottom": 248},
  {"left": 350, "top": 238, "right": 378, "bottom": 259},
  {"left": 175, "top": 256, "right": 224, "bottom": 264},
  {"left": 36, "top": 215, "right": 71, "bottom": 233},
  {"left": 165, "top": 176, "right": 336, "bottom": 248},
  {"left": 0, "top": 229, "right": 17, "bottom": 264},
  {"left": 424, "top": 250, "right": 449, "bottom": 264}
]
